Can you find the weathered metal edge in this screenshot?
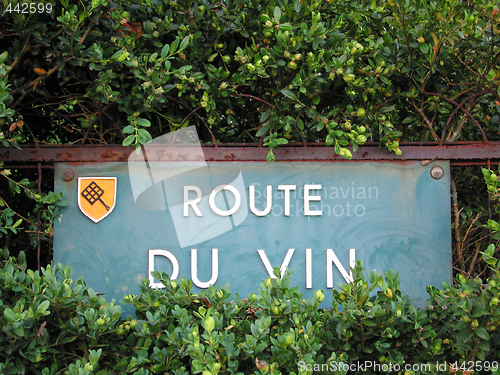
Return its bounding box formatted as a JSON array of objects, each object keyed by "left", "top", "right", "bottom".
[{"left": 0, "top": 142, "right": 499, "bottom": 162}]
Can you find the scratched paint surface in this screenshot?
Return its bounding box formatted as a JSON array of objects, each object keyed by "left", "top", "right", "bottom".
[{"left": 54, "top": 161, "right": 451, "bottom": 315}]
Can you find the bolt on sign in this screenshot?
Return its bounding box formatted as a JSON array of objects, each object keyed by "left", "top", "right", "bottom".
[{"left": 54, "top": 127, "right": 451, "bottom": 316}]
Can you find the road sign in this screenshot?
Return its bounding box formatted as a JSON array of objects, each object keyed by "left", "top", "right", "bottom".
[{"left": 54, "top": 154, "right": 451, "bottom": 316}]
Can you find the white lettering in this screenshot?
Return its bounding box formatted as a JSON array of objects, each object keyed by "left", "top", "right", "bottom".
[
  {"left": 148, "top": 249, "right": 179, "bottom": 288},
  {"left": 304, "top": 184, "right": 322, "bottom": 216},
  {"left": 278, "top": 184, "right": 296, "bottom": 216},
  {"left": 191, "top": 248, "right": 219, "bottom": 288},
  {"left": 326, "top": 248, "right": 356, "bottom": 286},
  {"left": 306, "top": 248, "right": 312, "bottom": 289},
  {"left": 209, "top": 185, "right": 241, "bottom": 216},
  {"left": 257, "top": 248, "right": 295, "bottom": 279},
  {"left": 249, "top": 185, "right": 272, "bottom": 216},
  {"left": 183, "top": 186, "right": 203, "bottom": 217}
]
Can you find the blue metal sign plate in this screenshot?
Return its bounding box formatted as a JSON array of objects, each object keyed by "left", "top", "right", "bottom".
[{"left": 54, "top": 158, "right": 451, "bottom": 315}]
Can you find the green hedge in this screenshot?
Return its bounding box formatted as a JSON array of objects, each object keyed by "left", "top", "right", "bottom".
[
  {"left": 1, "top": 246, "right": 499, "bottom": 375},
  {"left": 2, "top": 0, "right": 500, "bottom": 155},
  {"left": 1, "top": 0, "right": 500, "bottom": 276}
]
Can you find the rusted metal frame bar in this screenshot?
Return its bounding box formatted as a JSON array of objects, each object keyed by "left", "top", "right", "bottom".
[
  {"left": 1, "top": 142, "right": 499, "bottom": 163},
  {"left": 1, "top": 165, "right": 54, "bottom": 169},
  {"left": 8, "top": 161, "right": 499, "bottom": 167}
]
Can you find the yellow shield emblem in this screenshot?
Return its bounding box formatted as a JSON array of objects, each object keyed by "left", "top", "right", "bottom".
[{"left": 78, "top": 177, "right": 117, "bottom": 223}]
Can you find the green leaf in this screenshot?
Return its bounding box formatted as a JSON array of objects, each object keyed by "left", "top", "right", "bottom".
[
  {"left": 203, "top": 316, "right": 215, "bottom": 332},
  {"left": 179, "top": 36, "right": 190, "bottom": 52},
  {"left": 0, "top": 51, "right": 8, "bottom": 64},
  {"left": 110, "top": 49, "right": 124, "bottom": 60},
  {"left": 137, "top": 128, "right": 152, "bottom": 144},
  {"left": 340, "top": 148, "right": 352, "bottom": 159},
  {"left": 256, "top": 123, "right": 270, "bottom": 137},
  {"left": 266, "top": 149, "right": 275, "bottom": 162},
  {"left": 13, "top": 326, "right": 25, "bottom": 337},
  {"left": 476, "top": 349, "right": 486, "bottom": 361},
  {"left": 420, "top": 44, "right": 430, "bottom": 54},
  {"left": 281, "top": 89, "right": 298, "bottom": 101},
  {"left": 475, "top": 327, "right": 489, "bottom": 341},
  {"left": 379, "top": 75, "right": 391, "bottom": 85},
  {"left": 278, "top": 24, "right": 293, "bottom": 31},
  {"left": 477, "top": 340, "right": 490, "bottom": 352},
  {"left": 4, "top": 308, "right": 15, "bottom": 322},
  {"left": 207, "top": 53, "right": 218, "bottom": 62},
  {"left": 37, "top": 300, "right": 50, "bottom": 313},
  {"left": 122, "top": 125, "right": 135, "bottom": 134},
  {"left": 136, "top": 118, "right": 151, "bottom": 127},
  {"left": 170, "top": 39, "right": 179, "bottom": 55},
  {"left": 294, "top": 0, "right": 301, "bottom": 12},
  {"left": 380, "top": 105, "right": 395, "bottom": 112},
  {"left": 273, "top": 6, "right": 281, "bottom": 21},
  {"left": 117, "top": 51, "right": 129, "bottom": 62},
  {"left": 277, "top": 138, "right": 288, "bottom": 145},
  {"left": 325, "top": 133, "right": 334, "bottom": 146},
  {"left": 122, "top": 135, "right": 136, "bottom": 147},
  {"left": 297, "top": 118, "right": 304, "bottom": 130},
  {"left": 161, "top": 44, "right": 170, "bottom": 59}
]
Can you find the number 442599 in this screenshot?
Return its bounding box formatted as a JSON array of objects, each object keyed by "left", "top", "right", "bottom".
[{"left": 6, "top": 3, "right": 53, "bottom": 14}]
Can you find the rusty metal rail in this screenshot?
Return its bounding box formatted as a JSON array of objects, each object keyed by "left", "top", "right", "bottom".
[{"left": 0, "top": 142, "right": 499, "bottom": 164}]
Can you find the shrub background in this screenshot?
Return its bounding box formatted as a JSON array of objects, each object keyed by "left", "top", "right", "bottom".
[
  {"left": 1, "top": 0, "right": 500, "bottom": 373},
  {"left": 0, "top": 0, "right": 499, "bottom": 273},
  {"left": 1, "top": 248, "right": 500, "bottom": 374}
]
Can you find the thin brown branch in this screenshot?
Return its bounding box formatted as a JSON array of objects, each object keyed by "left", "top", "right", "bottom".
[
  {"left": 374, "top": 97, "right": 397, "bottom": 112},
  {"left": 231, "top": 93, "right": 275, "bottom": 109},
  {"left": 179, "top": 106, "right": 203, "bottom": 127},
  {"left": 2, "top": 27, "right": 65, "bottom": 79},
  {"left": 0, "top": 195, "right": 37, "bottom": 227},
  {"left": 453, "top": 47, "right": 483, "bottom": 79},
  {"left": 422, "top": 92, "right": 489, "bottom": 143},
  {"left": 11, "top": 65, "right": 60, "bottom": 107},
  {"left": 292, "top": 121, "right": 307, "bottom": 147},
  {"left": 4, "top": 38, "right": 31, "bottom": 77},
  {"left": 234, "top": 125, "right": 264, "bottom": 142},
  {"left": 441, "top": 90, "right": 494, "bottom": 144},
  {"left": 79, "top": 21, "right": 94, "bottom": 44},
  {"left": 451, "top": 179, "right": 464, "bottom": 273},
  {"left": 480, "top": 51, "right": 500, "bottom": 80},
  {"left": 467, "top": 238, "right": 483, "bottom": 279},
  {"left": 81, "top": 102, "right": 114, "bottom": 145},
  {"left": 410, "top": 99, "right": 440, "bottom": 141},
  {"left": 446, "top": 112, "right": 467, "bottom": 142},
  {"left": 165, "top": 96, "right": 217, "bottom": 146}
]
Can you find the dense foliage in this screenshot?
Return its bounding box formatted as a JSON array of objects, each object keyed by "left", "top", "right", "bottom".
[
  {"left": 1, "top": 0, "right": 500, "bottom": 153},
  {"left": 0, "top": 0, "right": 500, "bottom": 372},
  {"left": 1, "top": 249, "right": 500, "bottom": 375}
]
